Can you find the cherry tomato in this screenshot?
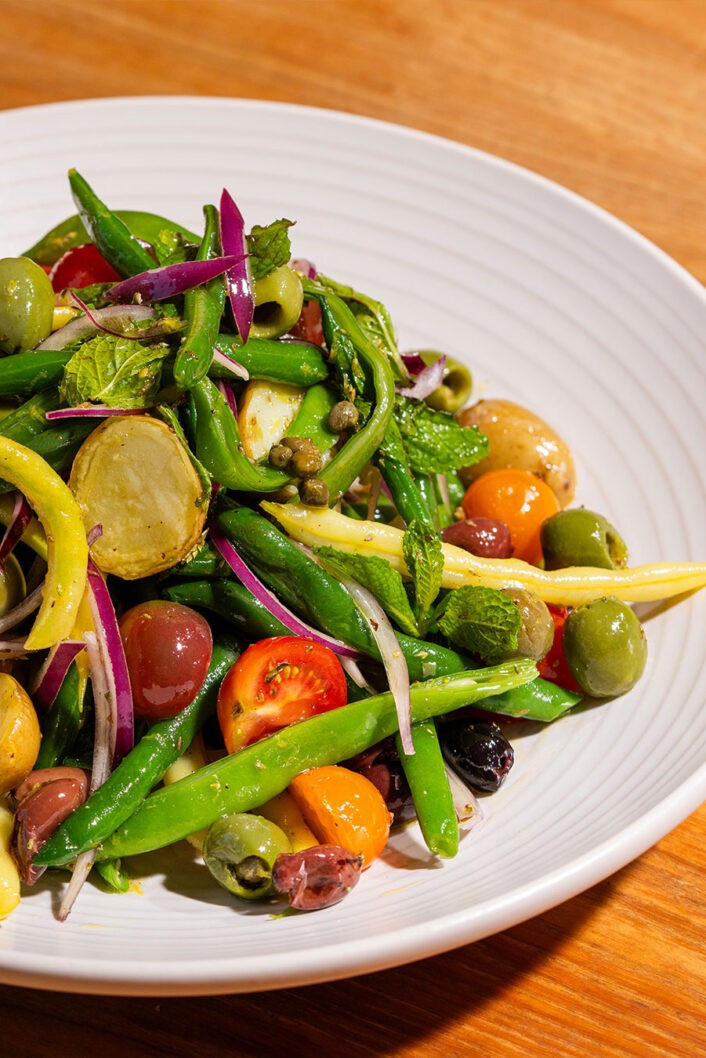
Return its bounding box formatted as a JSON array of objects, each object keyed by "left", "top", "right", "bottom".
[
  {"left": 49, "top": 243, "right": 121, "bottom": 292},
  {"left": 289, "top": 299, "right": 324, "bottom": 347},
  {"left": 536, "top": 605, "right": 582, "bottom": 693},
  {"left": 217, "top": 637, "right": 347, "bottom": 754},
  {"left": 461, "top": 467, "right": 560, "bottom": 565},
  {"left": 119, "top": 601, "right": 213, "bottom": 720}
]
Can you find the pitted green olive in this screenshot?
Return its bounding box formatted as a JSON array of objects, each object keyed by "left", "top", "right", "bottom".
[
  {"left": 562, "top": 596, "right": 647, "bottom": 698},
  {"left": 251, "top": 265, "right": 304, "bottom": 339},
  {"left": 0, "top": 257, "right": 54, "bottom": 354},
  {"left": 419, "top": 351, "right": 473, "bottom": 414},
  {"left": 203, "top": 812, "right": 291, "bottom": 900},
  {"left": 540, "top": 508, "right": 628, "bottom": 570}
]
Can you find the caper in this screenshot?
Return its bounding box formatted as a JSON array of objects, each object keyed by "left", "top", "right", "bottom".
[
  {"left": 418, "top": 351, "right": 473, "bottom": 414},
  {"left": 540, "top": 508, "right": 628, "bottom": 570},
  {"left": 269, "top": 443, "right": 293, "bottom": 469},
  {"left": 0, "top": 256, "right": 55, "bottom": 354},
  {"left": 562, "top": 596, "right": 647, "bottom": 698},
  {"left": 282, "top": 435, "right": 315, "bottom": 453},
  {"left": 327, "top": 400, "right": 359, "bottom": 433},
  {"left": 300, "top": 477, "right": 330, "bottom": 506},
  {"left": 291, "top": 447, "right": 323, "bottom": 478},
  {"left": 203, "top": 813, "right": 291, "bottom": 900},
  {"left": 502, "top": 588, "right": 554, "bottom": 661}
]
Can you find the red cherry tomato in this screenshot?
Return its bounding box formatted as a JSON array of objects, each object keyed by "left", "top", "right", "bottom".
[
  {"left": 537, "top": 605, "right": 582, "bottom": 693},
  {"left": 217, "top": 636, "right": 347, "bottom": 754},
  {"left": 119, "top": 601, "right": 213, "bottom": 720},
  {"left": 289, "top": 299, "right": 324, "bottom": 347},
  {"left": 49, "top": 243, "right": 121, "bottom": 292}
]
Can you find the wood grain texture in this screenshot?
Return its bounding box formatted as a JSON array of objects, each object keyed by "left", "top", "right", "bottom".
[{"left": 1, "top": 1, "right": 704, "bottom": 1054}]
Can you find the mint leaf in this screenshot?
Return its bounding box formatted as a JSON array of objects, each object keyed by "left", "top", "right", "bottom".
[
  {"left": 395, "top": 396, "right": 488, "bottom": 474},
  {"left": 246, "top": 219, "right": 294, "bottom": 281},
  {"left": 437, "top": 585, "right": 520, "bottom": 661},
  {"left": 153, "top": 228, "right": 191, "bottom": 267},
  {"left": 403, "top": 519, "right": 443, "bottom": 636},
  {"left": 59, "top": 334, "right": 172, "bottom": 408},
  {"left": 314, "top": 546, "right": 419, "bottom": 637}
]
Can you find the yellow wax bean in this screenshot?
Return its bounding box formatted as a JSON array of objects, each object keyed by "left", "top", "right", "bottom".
[{"left": 0, "top": 799, "right": 20, "bottom": 920}]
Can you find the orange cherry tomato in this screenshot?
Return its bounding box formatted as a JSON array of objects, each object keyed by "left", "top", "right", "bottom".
[
  {"left": 461, "top": 467, "right": 560, "bottom": 565},
  {"left": 217, "top": 637, "right": 347, "bottom": 754},
  {"left": 288, "top": 765, "right": 392, "bottom": 867}
]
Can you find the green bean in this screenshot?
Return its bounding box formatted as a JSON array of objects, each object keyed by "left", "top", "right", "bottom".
[
  {"left": 23, "top": 210, "right": 199, "bottom": 267},
  {"left": 35, "top": 661, "right": 89, "bottom": 769},
  {"left": 211, "top": 335, "right": 329, "bottom": 386},
  {"left": 0, "top": 390, "right": 60, "bottom": 444},
  {"left": 174, "top": 205, "right": 225, "bottom": 389},
  {"left": 34, "top": 642, "right": 239, "bottom": 868},
  {"left": 95, "top": 659, "right": 538, "bottom": 862},
  {"left": 397, "top": 721, "right": 458, "bottom": 858},
  {"left": 94, "top": 858, "right": 130, "bottom": 893},
  {"left": 0, "top": 349, "right": 71, "bottom": 399},
  {"left": 375, "top": 418, "right": 434, "bottom": 528},
  {"left": 68, "top": 169, "right": 157, "bottom": 278}
]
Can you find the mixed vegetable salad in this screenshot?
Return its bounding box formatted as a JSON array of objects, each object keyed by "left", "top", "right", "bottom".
[{"left": 0, "top": 171, "right": 704, "bottom": 921}]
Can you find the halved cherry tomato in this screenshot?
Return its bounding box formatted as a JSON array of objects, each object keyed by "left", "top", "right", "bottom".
[
  {"left": 289, "top": 299, "right": 324, "bottom": 347},
  {"left": 217, "top": 637, "right": 347, "bottom": 754},
  {"left": 49, "top": 243, "right": 121, "bottom": 292},
  {"left": 537, "top": 605, "right": 582, "bottom": 693},
  {"left": 461, "top": 467, "right": 560, "bottom": 565},
  {"left": 119, "top": 600, "right": 213, "bottom": 720}
]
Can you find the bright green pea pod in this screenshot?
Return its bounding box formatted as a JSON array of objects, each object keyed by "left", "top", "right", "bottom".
[
  {"left": 286, "top": 383, "right": 339, "bottom": 454},
  {"left": 397, "top": 720, "right": 459, "bottom": 858},
  {"left": 250, "top": 265, "right": 304, "bottom": 339},
  {"left": 94, "top": 857, "right": 130, "bottom": 893},
  {"left": 211, "top": 336, "right": 329, "bottom": 386},
  {"left": 24, "top": 210, "right": 199, "bottom": 267},
  {"left": 68, "top": 169, "right": 159, "bottom": 278},
  {"left": 174, "top": 205, "right": 225, "bottom": 389}
]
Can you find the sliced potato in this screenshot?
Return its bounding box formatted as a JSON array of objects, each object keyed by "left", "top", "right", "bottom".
[
  {"left": 69, "top": 415, "right": 207, "bottom": 579},
  {"left": 238, "top": 379, "right": 305, "bottom": 461}
]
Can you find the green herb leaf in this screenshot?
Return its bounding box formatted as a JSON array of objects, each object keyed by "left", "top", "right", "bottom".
[
  {"left": 246, "top": 219, "right": 294, "bottom": 281},
  {"left": 403, "top": 519, "right": 443, "bottom": 636},
  {"left": 314, "top": 546, "right": 419, "bottom": 638},
  {"left": 436, "top": 585, "right": 520, "bottom": 661},
  {"left": 317, "top": 272, "right": 409, "bottom": 382},
  {"left": 152, "top": 229, "right": 191, "bottom": 267},
  {"left": 395, "top": 396, "right": 488, "bottom": 474},
  {"left": 59, "top": 334, "right": 172, "bottom": 408}
]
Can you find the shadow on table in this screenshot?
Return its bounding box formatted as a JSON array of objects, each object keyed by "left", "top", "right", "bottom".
[{"left": 2, "top": 864, "right": 626, "bottom": 1058}]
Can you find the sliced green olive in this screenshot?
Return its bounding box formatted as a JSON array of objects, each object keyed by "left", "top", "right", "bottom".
[
  {"left": 540, "top": 508, "right": 628, "bottom": 570},
  {"left": 419, "top": 351, "right": 473, "bottom": 414},
  {"left": 0, "top": 257, "right": 55, "bottom": 354},
  {"left": 251, "top": 266, "right": 304, "bottom": 339},
  {"left": 203, "top": 812, "right": 291, "bottom": 900},
  {"left": 562, "top": 596, "right": 647, "bottom": 698}
]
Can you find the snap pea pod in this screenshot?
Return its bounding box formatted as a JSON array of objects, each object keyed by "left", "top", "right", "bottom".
[
  {"left": 216, "top": 504, "right": 470, "bottom": 681},
  {"left": 35, "top": 661, "right": 89, "bottom": 769},
  {"left": 211, "top": 335, "right": 329, "bottom": 386},
  {"left": 397, "top": 721, "right": 458, "bottom": 858},
  {"left": 34, "top": 641, "right": 239, "bottom": 868},
  {"left": 0, "top": 390, "right": 60, "bottom": 444},
  {"left": 94, "top": 659, "right": 538, "bottom": 862},
  {"left": 94, "top": 858, "right": 129, "bottom": 893},
  {"left": 303, "top": 281, "right": 396, "bottom": 502},
  {"left": 68, "top": 169, "right": 158, "bottom": 278},
  {"left": 0, "top": 350, "right": 71, "bottom": 399},
  {"left": 375, "top": 418, "right": 434, "bottom": 528},
  {"left": 24, "top": 210, "right": 199, "bottom": 267},
  {"left": 174, "top": 205, "right": 225, "bottom": 389}
]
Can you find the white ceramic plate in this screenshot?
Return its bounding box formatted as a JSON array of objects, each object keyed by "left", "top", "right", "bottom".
[{"left": 0, "top": 97, "right": 704, "bottom": 996}]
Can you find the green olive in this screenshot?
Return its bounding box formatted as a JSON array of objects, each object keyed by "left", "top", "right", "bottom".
[
  {"left": 251, "top": 265, "right": 304, "bottom": 339},
  {"left": 0, "top": 257, "right": 55, "bottom": 354},
  {"left": 540, "top": 508, "right": 628, "bottom": 570},
  {"left": 562, "top": 596, "right": 647, "bottom": 698},
  {"left": 418, "top": 351, "right": 473, "bottom": 414},
  {"left": 203, "top": 813, "right": 291, "bottom": 900},
  {"left": 502, "top": 588, "right": 554, "bottom": 661},
  {"left": 0, "top": 554, "right": 26, "bottom": 618}
]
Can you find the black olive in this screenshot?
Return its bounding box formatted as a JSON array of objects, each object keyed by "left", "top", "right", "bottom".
[{"left": 438, "top": 719, "right": 514, "bottom": 792}]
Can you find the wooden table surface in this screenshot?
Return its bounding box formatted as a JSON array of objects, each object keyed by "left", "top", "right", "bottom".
[{"left": 1, "top": 1, "right": 705, "bottom": 1054}]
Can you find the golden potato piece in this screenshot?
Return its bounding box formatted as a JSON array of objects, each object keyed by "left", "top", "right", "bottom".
[
  {"left": 457, "top": 399, "right": 576, "bottom": 507},
  {"left": 70, "top": 415, "right": 207, "bottom": 579},
  {"left": 0, "top": 673, "right": 40, "bottom": 797}
]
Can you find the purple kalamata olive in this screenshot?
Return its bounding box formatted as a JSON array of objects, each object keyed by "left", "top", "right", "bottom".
[
  {"left": 441, "top": 517, "right": 513, "bottom": 558},
  {"left": 13, "top": 772, "right": 88, "bottom": 884},
  {"left": 14, "top": 766, "right": 88, "bottom": 806},
  {"left": 272, "top": 845, "right": 363, "bottom": 910},
  {"left": 344, "top": 739, "right": 415, "bottom": 823}
]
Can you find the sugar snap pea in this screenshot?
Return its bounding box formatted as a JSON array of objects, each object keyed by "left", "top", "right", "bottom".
[
  {"left": 211, "top": 335, "right": 329, "bottom": 386},
  {"left": 24, "top": 210, "right": 199, "bottom": 267},
  {"left": 34, "top": 642, "right": 239, "bottom": 868},
  {"left": 68, "top": 169, "right": 158, "bottom": 278},
  {"left": 93, "top": 659, "right": 538, "bottom": 862},
  {"left": 397, "top": 721, "right": 458, "bottom": 858},
  {"left": 174, "top": 205, "right": 225, "bottom": 389},
  {"left": 0, "top": 349, "right": 72, "bottom": 399}
]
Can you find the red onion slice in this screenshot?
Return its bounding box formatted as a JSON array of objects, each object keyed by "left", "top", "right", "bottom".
[
  {"left": 0, "top": 492, "right": 32, "bottom": 568},
  {"left": 0, "top": 583, "right": 43, "bottom": 635},
  {"left": 209, "top": 526, "right": 362, "bottom": 659},
  {"left": 215, "top": 379, "right": 238, "bottom": 419},
  {"left": 444, "top": 763, "right": 484, "bottom": 832},
  {"left": 86, "top": 561, "right": 134, "bottom": 765},
  {"left": 219, "top": 189, "right": 254, "bottom": 343},
  {"left": 36, "top": 305, "right": 157, "bottom": 351},
  {"left": 211, "top": 347, "right": 249, "bottom": 380},
  {"left": 397, "top": 355, "right": 446, "bottom": 400},
  {"left": 32, "top": 639, "right": 85, "bottom": 710},
  {"left": 45, "top": 406, "right": 151, "bottom": 421},
  {"left": 105, "top": 254, "right": 246, "bottom": 304},
  {"left": 0, "top": 638, "right": 29, "bottom": 658}
]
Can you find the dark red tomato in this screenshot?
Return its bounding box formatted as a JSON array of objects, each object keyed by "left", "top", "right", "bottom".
[
  {"left": 217, "top": 636, "right": 347, "bottom": 754},
  {"left": 537, "top": 605, "right": 582, "bottom": 693},
  {"left": 49, "top": 243, "right": 121, "bottom": 292},
  {"left": 289, "top": 299, "right": 324, "bottom": 347},
  {"left": 119, "top": 601, "right": 213, "bottom": 720}
]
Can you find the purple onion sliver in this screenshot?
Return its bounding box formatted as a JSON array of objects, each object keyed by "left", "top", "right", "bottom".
[
  {"left": 219, "top": 188, "right": 254, "bottom": 343},
  {"left": 209, "top": 527, "right": 362, "bottom": 659},
  {"left": 32, "top": 639, "right": 85, "bottom": 710},
  {"left": 215, "top": 379, "right": 238, "bottom": 419},
  {"left": 397, "top": 356, "right": 446, "bottom": 400},
  {"left": 46, "top": 406, "right": 151, "bottom": 421},
  {"left": 86, "top": 561, "right": 134, "bottom": 765},
  {"left": 211, "top": 347, "right": 249, "bottom": 380},
  {"left": 291, "top": 258, "right": 317, "bottom": 279},
  {"left": 0, "top": 491, "right": 33, "bottom": 568},
  {"left": 400, "top": 353, "right": 427, "bottom": 376},
  {"left": 105, "top": 253, "right": 246, "bottom": 304},
  {"left": 36, "top": 304, "right": 157, "bottom": 351}
]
